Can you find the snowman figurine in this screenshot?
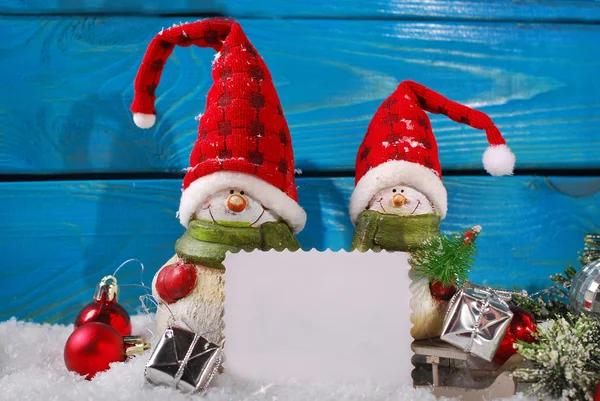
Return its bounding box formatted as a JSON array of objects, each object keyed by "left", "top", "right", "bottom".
[
  {"left": 130, "top": 19, "right": 306, "bottom": 344},
  {"left": 351, "top": 183, "right": 445, "bottom": 340},
  {"left": 349, "top": 80, "right": 515, "bottom": 339},
  {"left": 152, "top": 187, "right": 301, "bottom": 344}
]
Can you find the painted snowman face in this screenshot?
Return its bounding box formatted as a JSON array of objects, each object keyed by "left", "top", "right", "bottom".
[
  {"left": 195, "top": 188, "right": 280, "bottom": 227},
  {"left": 368, "top": 185, "right": 435, "bottom": 216}
]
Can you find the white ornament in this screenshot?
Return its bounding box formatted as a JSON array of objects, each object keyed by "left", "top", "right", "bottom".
[
  {"left": 368, "top": 185, "right": 434, "bottom": 216},
  {"left": 195, "top": 188, "right": 279, "bottom": 227}
]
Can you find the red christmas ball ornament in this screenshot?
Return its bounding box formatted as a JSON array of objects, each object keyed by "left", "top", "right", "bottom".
[
  {"left": 493, "top": 305, "right": 537, "bottom": 364},
  {"left": 64, "top": 322, "right": 125, "bottom": 380},
  {"left": 74, "top": 275, "right": 131, "bottom": 336},
  {"left": 429, "top": 279, "right": 457, "bottom": 302},
  {"left": 155, "top": 261, "right": 198, "bottom": 304},
  {"left": 594, "top": 380, "right": 600, "bottom": 401},
  {"left": 64, "top": 322, "right": 150, "bottom": 380}
]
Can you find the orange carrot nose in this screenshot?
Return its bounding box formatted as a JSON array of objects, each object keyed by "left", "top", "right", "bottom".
[
  {"left": 392, "top": 194, "right": 407, "bottom": 207},
  {"left": 227, "top": 194, "right": 247, "bottom": 212}
]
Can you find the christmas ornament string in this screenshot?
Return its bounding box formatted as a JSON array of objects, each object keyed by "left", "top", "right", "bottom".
[
  {"left": 463, "top": 281, "right": 528, "bottom": 300},
  {"left": 106, "top": 258, "right": 155, "bottom": 328},
  {"left": 139, "top": 294, "right": 174, "bottom": 340},
  {"left": 112, "top": 258, "right": 153, "bottom": 295}
]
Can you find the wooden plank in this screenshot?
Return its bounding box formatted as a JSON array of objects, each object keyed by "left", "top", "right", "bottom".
[
  {"left": 2, "top": 0, "right": 600, "bottom": 22},
  {"left": 1, "top": 176, "right": 599, "bottom": 324},
  {"left": 412, "top": 339, "right": 470, "bottom": 360},
  {"left": 1, "top": 18, "right": 600, "bottom": 174}
]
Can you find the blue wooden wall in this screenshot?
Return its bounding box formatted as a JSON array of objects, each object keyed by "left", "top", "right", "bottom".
[{"left": 1, "top": 1, "right": 599, "bottom": 324}]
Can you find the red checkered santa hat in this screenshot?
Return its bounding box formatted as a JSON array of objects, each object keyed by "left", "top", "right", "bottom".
[
  {"left": 349, "top": 80, "right": 515, "bottom": 224},
  {"left": 131, "top": 18, "right": 306, "bottom": 233}
]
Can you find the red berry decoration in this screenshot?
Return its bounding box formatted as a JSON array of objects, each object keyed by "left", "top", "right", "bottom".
[
  {"left": 64, "top": 322, "right": 126, "bottom": 380},
  {"left": 493, "top": 305, "right": 537, "bottom": 364},
  {"left": 74, "top": 275, "right": 131, "bottom": 337},
  {"left": 155, "top": 261, "right": 198, "bottom": 304},
  {"left": 429, "top": 279, "right": 457, "bottom": 302}
]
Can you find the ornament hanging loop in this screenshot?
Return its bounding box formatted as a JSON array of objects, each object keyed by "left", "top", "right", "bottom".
[
  {"left": 94, "top": 275, "right": 119, "bottom": 302},
  {"left": 464, "top": 281, "right": 528, "bottom": 300}
]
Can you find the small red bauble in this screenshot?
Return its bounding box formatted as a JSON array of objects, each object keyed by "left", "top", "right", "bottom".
[
  {"left": 429, "top": 279, "right": 457, "bottom": 302},
  {"left": 594, "top": 380, "right": 600, "bottom": 401},
  {"left": 493, "top": 305, "right": 537, "bottom": 364},
  {"left": 64, "top": 322, "right": 125, "bottom": 380},
  {"left": 155, "top": 261, "right": 198, "bottom": 304},
  {"left": 74, "top": 275, "right": 131, "bottom": 337}
]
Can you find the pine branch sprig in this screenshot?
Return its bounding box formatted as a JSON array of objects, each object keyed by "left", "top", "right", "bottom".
[{"left": 411, "top": 226, "right": 481, "bottom": 287}]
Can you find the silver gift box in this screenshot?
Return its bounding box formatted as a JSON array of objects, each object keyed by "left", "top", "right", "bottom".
[
  {"left": 440, "top": 286, "right": 513, "bottom": 362},
  {"left": 145, "top": 325, "right": 222, "bottom": 394}
]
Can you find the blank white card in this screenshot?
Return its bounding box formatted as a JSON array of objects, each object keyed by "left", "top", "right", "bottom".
[{"left": 223, "top": 250, "right": 413, "bottom": 384}]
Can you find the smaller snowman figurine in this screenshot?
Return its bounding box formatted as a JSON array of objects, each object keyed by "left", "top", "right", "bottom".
[
  {"left": 130, "top": 19, "right": 306, "bottom": 344},
  {"left": 349, "top": 80, "right": 515, "bottom": 339}
]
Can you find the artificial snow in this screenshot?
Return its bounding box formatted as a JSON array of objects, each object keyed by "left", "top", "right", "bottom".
[
  {"left": 0, "top": 316, "right": 538, "bottom": 401},
  {"left": 400, "top": 119, "right": 414, "bottom": 131}
]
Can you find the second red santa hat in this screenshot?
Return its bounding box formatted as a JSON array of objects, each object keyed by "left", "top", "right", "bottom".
[
  {"left": 130, "top": 18, "right": 306, "bottom": 233},
  {"left": 349, "top": 80, "right": 516, "bottom": 224}
]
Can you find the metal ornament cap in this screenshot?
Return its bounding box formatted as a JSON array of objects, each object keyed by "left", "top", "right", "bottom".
[
  {"left": 94, "top": 275, "right": 120, "bottom": 302},
  {"left": 125, "top": 336, "right": 152, "bottom": 357},
  {"left": 74, "top": 275, "right": 132, "bottom": 336}
]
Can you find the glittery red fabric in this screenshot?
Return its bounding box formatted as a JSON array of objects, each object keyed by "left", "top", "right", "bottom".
[
  {"left": 355, "top": 80, "right": 506, "bottom": 186},
  {"left": 131, "top": 18, "right": 298, "bottom": 202}
]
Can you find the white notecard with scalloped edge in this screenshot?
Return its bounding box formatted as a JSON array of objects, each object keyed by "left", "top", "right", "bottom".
[{"left": 223, "top": 250, "right": 413, "bottom": 384}]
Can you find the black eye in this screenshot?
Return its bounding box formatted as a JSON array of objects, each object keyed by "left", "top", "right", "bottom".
[
  {"left": 392, "top": 189, "right": 397, "bottom": 193},
  {"left": 240, "top": 191, "right": 245, "bottom": 195},
  {"left": 230, "top": 190, "right": 234, "bottom": 194},
  {"left": 401, "top": 189, "right": 404, "bottom": 193}
]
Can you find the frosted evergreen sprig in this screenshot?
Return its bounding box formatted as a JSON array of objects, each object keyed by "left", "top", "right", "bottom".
[
  {"left": 580, "top": 234, "right": 600, "bottom": 265},
  {"left": 513, "top": 313, "right": 600, "bottom": 400}
]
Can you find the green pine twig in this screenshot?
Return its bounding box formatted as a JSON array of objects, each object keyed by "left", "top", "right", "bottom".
[{"left": 411, "top": 226, "right": 481, "bottom": 287}]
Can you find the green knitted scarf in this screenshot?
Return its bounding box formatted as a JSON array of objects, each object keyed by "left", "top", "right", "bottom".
[
  {"left": 351, "top": 210, "right": 440, "bottom": 252},
  {"left": 175, "top": 219, "right": 300, "bottom": 270}
]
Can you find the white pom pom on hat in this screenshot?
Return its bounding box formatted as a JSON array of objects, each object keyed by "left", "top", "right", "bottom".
[
  {"left": 133, "top": 113, "right": 156, "bottom": 129},
  {"left": 483, "top": 144, "right": 516, "bottom": 176}
]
